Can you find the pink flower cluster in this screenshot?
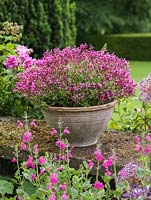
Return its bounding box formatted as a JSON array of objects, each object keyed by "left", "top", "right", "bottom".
[{"left": 6, "top": 44, "right": 136, "bottom": 106}]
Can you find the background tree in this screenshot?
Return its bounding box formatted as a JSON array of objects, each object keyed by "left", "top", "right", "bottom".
[
  {"left": 0, "top": 0, "right": 76, "bottom": 56},
  {"left": 76, "top": 0, "right": 151, "bottom": 43}
]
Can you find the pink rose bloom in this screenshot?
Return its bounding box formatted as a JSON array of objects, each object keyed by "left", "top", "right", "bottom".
[
  {"left": 38, "top": 156, "right": 46, "bottom": 165},
  {"left": 22, "top": 131, "right": 32, "bottom": 143},
  {"left": 50, "top": 173, "right": 59, "bottom": 185},
  {"left": 93, "top": 181, "right": 104, "bottom": 189},
  {"left": 102, "top": 159, "right": 113, "bottom": 169},
  {"left": 5, "top": 55, "right": 18, "bottom": 69}
]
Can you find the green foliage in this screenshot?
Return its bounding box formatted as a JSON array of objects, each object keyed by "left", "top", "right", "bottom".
[
  {"left": 0, "top": 180, "right": 14, "bottom": 197},
  {"left": 86, "top": 33, "right": 151, "bottom": 61},
  {"left": 108, "top": 97, "right": 151, "bottom": 133},
  {"left": 0, "top": 0, "right": 76, "bottom": 55}
]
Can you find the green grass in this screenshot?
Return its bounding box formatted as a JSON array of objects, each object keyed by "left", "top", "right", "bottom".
[{"left": 130, "top": 61, "right": 151, "bottom": 82}]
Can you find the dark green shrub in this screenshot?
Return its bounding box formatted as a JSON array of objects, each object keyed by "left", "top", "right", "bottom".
[
  {"left": 86, "top": 33, "right": 151, "bottom": 61},
  {"left": 0, "top": 0, "right": 76, "bottom": 56}
]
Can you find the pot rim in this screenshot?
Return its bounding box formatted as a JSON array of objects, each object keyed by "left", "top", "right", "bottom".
[{"left": 44, "top": 100, "right": 118, "bottom": 112}]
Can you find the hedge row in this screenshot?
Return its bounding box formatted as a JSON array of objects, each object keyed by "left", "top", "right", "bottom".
[
  {"left": 0, "top": 0, "right": 76, "bottom": 56},
  {"left": 85, "top": 33, "right": 151, "bottom": 61}
]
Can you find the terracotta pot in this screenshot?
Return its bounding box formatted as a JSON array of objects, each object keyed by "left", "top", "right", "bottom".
[{"left": 42, "top": 100, "right": 117, "bottom": 147}]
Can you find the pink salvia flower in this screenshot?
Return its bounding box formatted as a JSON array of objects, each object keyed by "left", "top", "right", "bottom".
[
  {"left": 63, "top": 127, "right": 70, "bottom": 134},
  {"left": 30, "top": 120, "right": 37, "bottom": 127},
  {"left": 59, "top": 183, "right": 67, "bottom": 190},
  {"left": 88, "top": 160, "right": 94, "bottom": 169},
  {"left": 38, "top": 156, "right": 46, "bottom": 165},
  {"left": 51, "top": 128, "right": 58, "bottom": 135},
  {"left": 11, "top": 157, "right": 17, "bottom": 163},
  {"left": 135, "top": 144, "right": 142, "bottom": 151},
  {"left": 145, "top": 146, "right": 151, "bottom": 154},
  {"left": 48, "top": 193, "right": 56, "bottom": 200},
  {"left": 22, "top": 131, "right": 32, "bottom": 143},
  {"left": 61, "top": 192, "right": 69, "bottom": 200},
  {"left": 31, "top": 173, "right": 36, "bottom": 181},
  {"left": 26, "top": 156, "right": 35, "bottom": 169},
  {"left": 102, "top": 159, "right": 113, "bottom": 169},
  {"left": 94, "top": 149, "right": 104, "bottom": 161},
  {"left": 93, "top": 181, "right": 104, "bottom": 189},
  {"left": 146, "top": 133, "right": 151, "bottom": 141},
  {"left": 21, "top": 142, "right": 27, "bottom": 151},
  {"left": 40, "top": 168, "right": 45, "bottom": 175},
  {"left": 50, "top": 173, "right": 59, "bottom": 185},
  {"left": 134, "top": 136, "right": 141, "bottom": 143},
  {"left": 17, "top": 120, "right": 24, "bottom": 127}
]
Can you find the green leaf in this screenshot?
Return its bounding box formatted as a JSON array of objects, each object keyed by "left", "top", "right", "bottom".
[{"left": 0, "top": 180, "right": 14, "bottom": 195}]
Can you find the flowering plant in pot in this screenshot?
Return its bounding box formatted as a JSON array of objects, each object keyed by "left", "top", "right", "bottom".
[{"left": 5, "top": 44, "right": 136, "bottom": 146}]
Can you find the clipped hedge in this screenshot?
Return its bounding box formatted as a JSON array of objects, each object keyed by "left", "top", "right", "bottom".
[{"left": 85, "top": 33, "right": 151, "bottom": 61}]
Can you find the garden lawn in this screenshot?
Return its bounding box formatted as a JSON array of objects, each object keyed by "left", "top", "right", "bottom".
[{"left": 129, "top": 61, "right": 151, "bottom": 82}]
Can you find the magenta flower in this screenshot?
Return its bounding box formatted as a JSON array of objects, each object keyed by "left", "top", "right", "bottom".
[
  {"left": 59, "top": 183, "right": 67, "bottom": 190},
  {"left": 93, "top": 181, "right": 104, "bottom": 189},
  {"left": 50, "top": 173, "right": 59, "bottom": 185},
  {"left": 17, "top": 120, "right": 24, "bottom": 127},
  {"left": 135, "top": 144, "right": 142, "bottom": 151},
  {"left": 87, "top": 160, "right": 94, "bottom": 169},
  {"left": 134, "top": 135, "right": 141, "bottom": 143},
  {"left": 22, "top": 131, "right": 32, "bottom": 143},
  {"left": 63, "top": 127, "right": 70, "bottom": 134},
  {"left": 94, "top": 149, "right": 104, "bottom": 161},
  {"left": 13, "top": 44, "right": 136, "bottom": 107},
  {"left": 61, "top": 192, "right": 69, "bottom": 200},
  {"left": 30, "top": 120, "right": 37, "bottom": 127},
  {"left": 11, "top": 157, "right": 17, "bottom": 163},
  {"left": 40, "top": 168, "right": 45, "bottom": 175},
  {"left": 38, "top": 156, "right": 46, "bottom": 165},
  {"left": 51, "top": 128, "right": 58, "bottom": 135},
  {"left": 48, "top": 193, "right": 56, "bottom": 200},
  {"left": 26, "top": 156, "right": 35, "bottom": 169},
  {"left": 31, "top": 173, "right": 36, "bottom": 181},
  {"left": 146, "top": 133, "right": 151, "bottom": 141},
  {"left": 145, "top": 146, "right": 150, "bottom": 154},
  {"left": 102, "top": 159, "right": 113, "bottom": 169},
  {"left": 21, "top": 142, "right": 27, "bottom": 151},
  {"left": 5, "top": 55, "right": 18, "bottom": 69}
]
